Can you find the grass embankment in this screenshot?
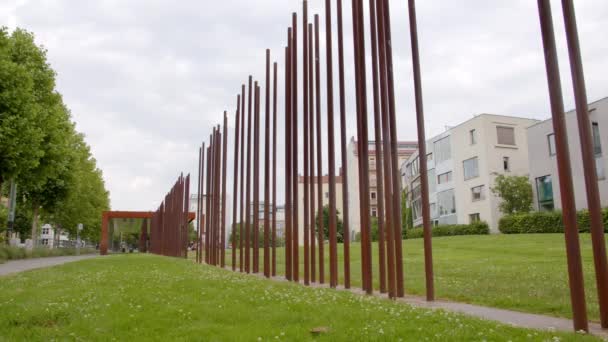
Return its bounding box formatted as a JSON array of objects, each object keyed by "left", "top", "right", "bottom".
[
  {"left": 224, "top": 234, "right": 607, "bottom": 321},
  {"left": 0, "top": 245, "right": 96, "bottom": 264},
  {"left": 0, "top": 254, "right": 597, "bottom": 341}
]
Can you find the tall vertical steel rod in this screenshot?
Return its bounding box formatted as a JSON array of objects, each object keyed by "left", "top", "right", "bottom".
[
  {"left": 315, "top": 9, "right": 325, "bottom": 285},
  {"left": 221, "top": 113, "right": 228, "bottom": 267},
  {"left": 285, "top": 35, "right": 293, "bottom": 281},
  {"left": 380, "top": 0, "right": 404, "bottom": 297},
  {"left": 197, "top": 146, "right": 202, "bottom": 263},
  {"left": 264, "top": 49, "right": 272, "bottom": 278},
  {"left": 292, "top": 12, "right": 300, "bottom": 283},
  {"left": 353, "top": 0, "right": 373, "bottom": 294},
  {"left": 245, "top": 76, "right": 253, "bottom": 273},
  {"left": 272, "top": 61, "right": 278, "bottom": 278},
  {"left": 368, "top": 0, "right": 387, "bottom": 294},
  {"left": 407, "top": 0, "right": 434, "bottom": 301},
  {"left": 336, "top": 0, "right": 350, "bottom": 289},
  {"left": 537, "top": 0, "right": 588, "bottom": 332},
  {"left": 205, "top": 141, "right": 211, "bottom": 264},
  {"left": 253, "top": 82, "right": 261, "bottom": 274},
  {"left": 231, "top": 95, "right": 241, "bottom": 271},
  {"left": 375, "top": 0, "right": 396, "bottom": 298},
  {"left": 561, "top": 0, "right": 608, "bottom": 328},
  {"left": 324, "top": 0, "right": 338, "bottom": 289},
  {"left": 309, "top": 22, "right": 316, "bottom": 284},
  {"left": 302, "top": 0, "right": 310, "bottom": 286},
  {"left": 239, "top": 84, "right": 246, "bottom": 272}
]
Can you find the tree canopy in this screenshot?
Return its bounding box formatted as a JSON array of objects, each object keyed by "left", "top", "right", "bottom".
[
  {"left": 491, "top": 174, "right": 533, "bottom": 215},
  {"left": 0, "top": 27, "right": 109, "bottom": 243}
]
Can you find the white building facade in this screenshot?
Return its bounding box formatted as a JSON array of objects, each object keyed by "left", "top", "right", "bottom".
[
  {"left": 527, "top": 97, "right": 608, "bottom": 211},
  {"left": 402, "top": 114, "right": 539, "bottom": 232}
]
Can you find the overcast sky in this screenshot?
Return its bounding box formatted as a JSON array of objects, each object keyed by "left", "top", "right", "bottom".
[{"left": 2, "top": 0, "right": 607, "bottom": 211}]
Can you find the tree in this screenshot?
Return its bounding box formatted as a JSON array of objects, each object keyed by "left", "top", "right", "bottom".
[
  {"left": 0, "top": 28, "right": 47, "bottom": 188},
  {"left": 228, "top": 223, "right": 285, "bottom": 248},
  {"left": 491, "top": 174, "right": 533, "bottom": 215},
  {"left": 51, "top": 133, "right": 109, "bottom": 241},
  {"left": 315, "top": 205, "right": 345, "bottom": 243}
]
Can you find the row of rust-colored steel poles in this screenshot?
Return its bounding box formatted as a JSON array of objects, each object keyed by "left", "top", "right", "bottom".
[
  {"left": 536, "top": 0, "right": 608, "bottom": 332},
  {"left": 149, "top": 174, "right": 190, "bottom": 258},
  {"left": 194, "top": 0, "right": 605, "bottom": 333},
  {"left": 200, "top": 51, "right": 280, "bottom": 279},
  {"left": 195, "top": 115, "right": 228, "bottom": 267}
]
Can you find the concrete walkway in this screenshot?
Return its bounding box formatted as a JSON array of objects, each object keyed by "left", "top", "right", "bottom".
[
  {"left": 232, "top": 268, "right": 608, "bottom": 338},
  {"left": 0, "top": 255, "right": 98, "bottom": 277}
]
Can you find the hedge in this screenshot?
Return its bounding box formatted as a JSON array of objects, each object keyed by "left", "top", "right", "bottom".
[
  {"left": 0, "top": 246, "right": 96, "bottom": 264},
  {"left": 405, "top": 221, "right": 490, "bottom": 239},
  {"left": 499, "top": 208, "right": 608, "bottom": 234}
]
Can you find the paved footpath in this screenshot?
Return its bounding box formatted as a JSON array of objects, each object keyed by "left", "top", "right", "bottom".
[
  {"left": 237, "top": 270, "right": 608, "bottom": 338},
  {"left": 0, "top": 255, "right": 98, "bottom": 277}
]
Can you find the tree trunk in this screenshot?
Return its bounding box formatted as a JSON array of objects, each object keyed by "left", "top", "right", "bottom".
[{"left": 31, "top": 206, "right": 39, "bottom": 247}]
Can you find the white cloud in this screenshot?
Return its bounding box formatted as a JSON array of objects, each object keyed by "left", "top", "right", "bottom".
[{"left": 5, "top": 0, "right": 607, "bottom": 211}]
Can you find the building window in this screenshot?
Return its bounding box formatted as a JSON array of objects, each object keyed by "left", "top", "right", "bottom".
[
  {"left": 430, "top": 203, "right": 437, "bottom": 219},
  {"left": 497, "top": 126, "right": 516, "bottom": 146},
  {"left": 463, "top": 157, "right": 479, "bottom": 180},
  {"left": 42, "top": 239, "right": 49, "bottom": 245},
  {"left": 536, "top": 175, "right": 555, "bottom": 211},
  {"left": 434, "top": 136, "right": 451, "bottom": 164},
  {"left": 548, "top": 134, "right": 556, "bottom": 156},
  {"left": 428, "top": 169, "right": 436, "bottom": 193},
  {"left": 437, "top": 171, "right": 452, "bottom": 184},
  {"left": 371, "top": 208, "right": 377, "bottom": 217},
  {"left": 371, "top": 192, "right": 377, "bottom": 200},
  {"left": 469, "top": 213, "right": 481, "bottom": 223},
  {"left": 325, "top": 192, "right": 329, "bottom": 199},
  {"left": 503, "top": 157, "right": 510, "bottom": 172},
  {"left": 593, "top": 122, "right": 602, "bottom": 157},
  {"left": 471, "top": 185, "right": 485, "bottom": 202},
  {"left": 470, "top": 129, "right": 477, "bottom": 145},
  {"left": 438, "top": 189, "right": 456, "bottom": 216}
]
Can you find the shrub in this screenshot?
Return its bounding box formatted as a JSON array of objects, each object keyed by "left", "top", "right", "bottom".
[
  {"left": 405, "top": 221, "right": 490, "bottom": 239},
  {"left": 499, "top": 208, "right": 608, "bottom": 234},
  {"left": 0, "top": 246, "right": 96, "bottom": 264}
]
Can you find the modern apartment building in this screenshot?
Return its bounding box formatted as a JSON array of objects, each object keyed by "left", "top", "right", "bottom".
[
  {"left": 401, "top": 114, "right": 539, "bottom": 232},
  {"left": 528, "top": 97, "right": 608, "bottom": 211},
  {"left": 297, "top": 175, "right": 344, "bottom": 245},
  {"left": 347, "top": 138, "right": 418, "bottom": 236}
]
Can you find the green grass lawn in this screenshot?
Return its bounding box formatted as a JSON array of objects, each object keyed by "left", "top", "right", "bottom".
[
  {"left": 0, "top": 254, "right": 597, "bottom": 341},
  {"left": 224, "top": 234, "right": 606, "bottom": 322}
]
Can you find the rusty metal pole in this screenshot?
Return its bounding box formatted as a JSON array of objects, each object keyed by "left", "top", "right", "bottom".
[
  {"left": 221, "top": 112, "right": 228, "bottom": 268},
  {"left": 315, "top": 11, "right": 325, "bottom": 285},
  {"left": 561, "top": 0, "right": 608, "bottom": 328},
  {"left": 302, "top": 0, "right": 311, "bottom": 286},
  {"left": 407, "top": 0, "right": 434, "bottom": 302},
  {"left": 245, "top": 76, "right": 253, "bottom": 273},
  {"left": 336, "top": 0, "right": 350, "bottom": 289},
  {"left": 285, "top": 36, "right": 293, "bottom": 281},
  {"left": 205, "top": 142, "right": 211, "bottom": 264},
  {"left": 292, "top": 12, "right": 300, "bottom": 283},
  {"left": 368, "top": 0, "right": 387, "bottom": 294},
  {"left": 232, "top": 95, "right": 241, "bottom": 271},
  {"left": 375, "top": 0, "right": 396, "bottom": 298},
  {"left": 537, "top": 0, "right": 588, "bottom": 332},
  {"left": 353, "top": 0, "right": 373, "bottom": 294},
  {"left": 239, "top": 84, "right": 246, "bottom": 272},
  {"left": 197, "top": 146, "right": 202, "bottom": 263},
  {"left": 198, "top": 143, "right": 208, "bottom": 264},
  {"left": 323, "top": 0, "right": 338, "bottom": 289},
  {"left": 381, "top": 0, "right": 405, "bottom": 297},
  {"left": 264, "top": 49, "right": 271, "bottom": 278},
  {"left": 272, "top": 61, "right": 278, "bottom": 278},
  {"left": 217, "top": 127, "right": 223, "bottom": 265},
  {"left": 309, "top": 22, "right": 316, "bottom": 284},
  {"left": 253, "top": 82, "right": 261, "bottom": 274}
]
